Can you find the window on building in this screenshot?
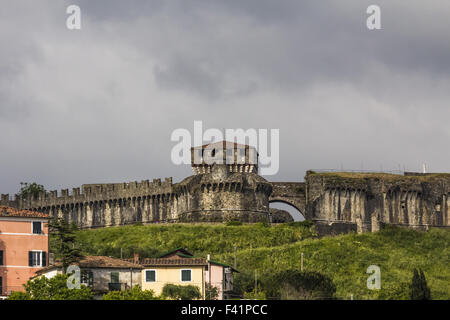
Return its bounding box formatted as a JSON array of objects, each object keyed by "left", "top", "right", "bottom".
[
  {"left": 0, "top": 250, "right": 3, "bottom": 265},
  {"left": 181, "top": 269, "right": 192, "bottom": 282},
  {"left": 29, "top": 251, "right": 39, "bottom": 266},
  {"left": 111, "top": 272, "right": 120, "bottom": 284},
  {"left": 28, "top": 251, "right": 46, "bottom": 267},
  {"left": 145, "top": 270, "right": 156, "bottom": 282},
  {"left": 32, "top": 221, "right": 42, "bottom": 234},
  {"left": 81, "top": 270, "right": 94, "bottom": 287}
]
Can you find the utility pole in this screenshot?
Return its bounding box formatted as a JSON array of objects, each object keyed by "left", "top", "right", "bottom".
[
  {"left": 301, "top": 252, "right": 304, "bottom": 272},
  {"left": 255, "top": 270, "right": 258, "bottom": 294},
  {"left": 120, "top": 248, "right": 123, "bottom": 259},
  {"left": 207, "top": 254, "right": 211, "bottom": 300},
  {"left": 234, "top": 245, "right": 237, "bottom": 270}
]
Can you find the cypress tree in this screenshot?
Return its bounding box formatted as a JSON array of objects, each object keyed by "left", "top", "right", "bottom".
[{"left": 410, "top": 268, "right": 431, "bottom": 300}]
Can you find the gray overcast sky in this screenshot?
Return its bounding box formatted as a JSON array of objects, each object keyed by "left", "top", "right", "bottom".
[{"left": 1, "top": 0, "right": 449, "bottom": 196}]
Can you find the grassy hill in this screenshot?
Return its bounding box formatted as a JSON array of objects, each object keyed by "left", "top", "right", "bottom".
[{"left": 68, "top": 222, "right": 450, "bottom": 300}]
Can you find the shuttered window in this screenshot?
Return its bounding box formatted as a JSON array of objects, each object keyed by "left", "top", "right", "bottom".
[
  {"left": 28, "top": 251, "right": 45, "bottom": 267},
  {"left": 145, "top": 270, "right": 156, "bottom": 282},
  {"left": 32, "top": 222, "right": 42, "bottom": 234},
  {"left": 111, "top": 272, "right": 119, "bottom": 284},
  {"left": 181, "top": 269, "right": 192, "bottom": 282}
]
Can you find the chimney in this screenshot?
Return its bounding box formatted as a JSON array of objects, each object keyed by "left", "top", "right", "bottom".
[
  {"left": 134, "top": 252, "right": 139, "bottom": 264},
  {"left": 207, "top": 254, "right": 210, "bottom": 261}
]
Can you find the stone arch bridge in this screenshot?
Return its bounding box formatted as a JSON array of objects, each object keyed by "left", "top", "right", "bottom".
[{"left": 268, "top": 182, "right": 308, "bottom": 220}]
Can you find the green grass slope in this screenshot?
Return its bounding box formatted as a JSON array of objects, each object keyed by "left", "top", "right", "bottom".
[
  {"left": 69, "top": 222, "right": 449, "bottom": 300},
  {"left": 72, "top": 221, "right": 316, "bottom": 258}
]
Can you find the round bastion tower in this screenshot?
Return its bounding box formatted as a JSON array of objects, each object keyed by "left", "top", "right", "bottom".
[{"left": 177, "top": 141, "right": 272, "bottom": 222}]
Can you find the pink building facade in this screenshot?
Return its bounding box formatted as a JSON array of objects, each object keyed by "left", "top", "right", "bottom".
[
  {"left": 205, "top": 254, "right": 238, "bottom": 300},
  {"left": 0, "top": 206, "right": 49, "bottom": 297}
]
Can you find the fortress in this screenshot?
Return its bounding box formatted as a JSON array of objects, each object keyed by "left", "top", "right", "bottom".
[{"left": 1, "top": 141, "right": 449, "bottom": 235}]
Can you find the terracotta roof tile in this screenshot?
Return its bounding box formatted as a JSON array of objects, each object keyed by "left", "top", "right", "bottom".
[
  {"left": 76, "top": 256, "right": 143, "bottom": 268},
  {"left": 0, "top": 206, "right": 49, "bottom": 219},
  {"left": 139, "top": 258, "right": 207, "bottom": 267},
  {"left": 37, "top": 256, "right": 142, "bottom": 274}
]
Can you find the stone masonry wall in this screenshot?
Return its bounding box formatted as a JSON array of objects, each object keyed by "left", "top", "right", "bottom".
[
  {"left": 305, "top": 171, "right": 450, "bottom": 233},
  {"left": 0, "top": 167, "right": 273, "bottom": 227}
]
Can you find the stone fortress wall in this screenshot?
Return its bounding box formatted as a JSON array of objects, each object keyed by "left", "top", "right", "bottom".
[
  {"left": 1, "top": 177, "right": 177, "bottom": 228},
  {"left": 1, "top": 170, "right": 448, "bottom": 235},
  {"left": 0, "top": 165, "right": 273, "bottom": 228},
  {"left": 305, "top": 171, "right": 450, "bottom": 235},
  {"left": 1, "top": 139, "right": 449, "bottom": 234}
]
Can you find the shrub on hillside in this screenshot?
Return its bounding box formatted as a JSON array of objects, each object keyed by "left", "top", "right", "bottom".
[
  {"left": 263, "top": 270, "right": 336, "bottom": 300},
  {"left": 205, "top": 283, "right": 220, "bottom": 300},
  {"left": 162, "top": 284, "right": 202, "bottom": 300},
  {"left": 231, "top": 272, "right": 258, "bottom": 297},
  {"left": 102, "top": 285, "right": 159, "bottom": 300},
  {"left": 8, "top": 274, "right": 93, "bottom": 300},
  {"left": 243, "top": 289, "right": 266, "bottom": 300}
]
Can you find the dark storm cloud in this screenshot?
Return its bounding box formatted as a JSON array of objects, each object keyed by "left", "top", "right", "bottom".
[{"left": 0, "top": 0, "right": 449, "bottom": 197}]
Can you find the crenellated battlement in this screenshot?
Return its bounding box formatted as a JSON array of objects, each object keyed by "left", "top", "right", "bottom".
[
  {"left": 1, "top": 177, "right": 175, "bottom": 211},
  {"left": 0, "top": 172, "right": 273, "bottom": 228}
]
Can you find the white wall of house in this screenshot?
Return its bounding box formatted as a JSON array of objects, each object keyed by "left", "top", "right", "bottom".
[
  {"left": 205, "top": 264, "right": 235, "bottom": 300},
  {"left": 39, "top": 267, "right": 142, "bottom": 293},
  {"left": 88, "top": 268, "right": 141, "bottom": 292},
  {"left": 42, "top": 269, "right": 61, "bottom": 279}
]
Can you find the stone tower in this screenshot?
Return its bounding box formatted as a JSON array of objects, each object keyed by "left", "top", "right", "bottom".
[
  {"left": 179, "top": 141, "right": 271, "bottom": 222},
  {"left": 190, "top": 141, "right": 258, "bottom": 175}
]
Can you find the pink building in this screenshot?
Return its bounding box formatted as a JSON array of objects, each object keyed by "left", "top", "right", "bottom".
[
  {"left": 205, "top": 254, "right": 239, "bottom": 300},
  {"left": 0, "top": 206, "right": 49, "bottom": 297}
]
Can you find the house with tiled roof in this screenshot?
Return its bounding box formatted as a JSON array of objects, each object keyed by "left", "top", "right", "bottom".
[
  {"left": 132, "top": 248, "right": 238, "bottom": 300},
  {"left": 34, "top": 255, "right": 143, "bottom": 296},
  {"left": 0, "top": 206, "right": 49, "bottom": 297}
]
